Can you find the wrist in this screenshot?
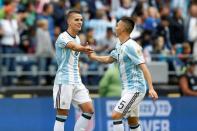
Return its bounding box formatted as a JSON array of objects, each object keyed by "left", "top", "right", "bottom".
[{"left": 149, "top": 86, "right": 154, "bottom": 90}]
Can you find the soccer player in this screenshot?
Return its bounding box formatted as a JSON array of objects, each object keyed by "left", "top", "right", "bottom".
[
  {"left": 53, "top": 10, "right": 94, "bottom": 131},
  {"left": 88, "top": 17, "right": 158, "bottom": 131}
]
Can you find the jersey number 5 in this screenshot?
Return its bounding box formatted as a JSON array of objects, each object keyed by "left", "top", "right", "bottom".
[{"left": 118, "top": 100, "right": 126, "bottom": 109}]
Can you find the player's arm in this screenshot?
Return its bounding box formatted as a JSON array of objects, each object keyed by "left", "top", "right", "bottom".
[
  {"left": 124, "top": 43, "right": 158, "bottom": 100},
  {"left": 66, "top": 41, "right": 93, "bottom": 54},
  {"left": 88, "top": 53, "right": 115, "bottom": 64},
  {"left": 179, "top": 76, "right": 197, "bottom": 96},
  {"left": 139, "top": 63, "right": 158, "bottom": 100}
]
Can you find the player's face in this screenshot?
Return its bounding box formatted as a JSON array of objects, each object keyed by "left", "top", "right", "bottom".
[
  {"left": 68, "top": 13, "right": 83, "bottom": 32},
  {"left": 115, "top": 20, "right": 125, "bottom": 37}
]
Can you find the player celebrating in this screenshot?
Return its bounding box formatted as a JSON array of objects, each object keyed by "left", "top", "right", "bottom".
[
  {"left": 53, "top": 10, "right": 94, "bottom": 131},
  {"left": 88, "top": 17, "right": 158, "bottom": 131}
]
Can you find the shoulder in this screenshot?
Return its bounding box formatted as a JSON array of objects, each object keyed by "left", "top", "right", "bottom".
[
  {"left": 125, "top": 39, "right": 144, "bottom": 56},
  {"left": 125, "top": 39, "right": 141, "bottom": 50},
  {"left": 55, "top": 32, "right": 67, "bottom": 43},
  {"left": 57, "top": 32, "right": 70, "bottom": 40}
]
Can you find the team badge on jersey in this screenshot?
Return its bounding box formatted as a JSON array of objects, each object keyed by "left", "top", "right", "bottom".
[{"left": 137, "top": 49, "right": 143, "bottom": 56}]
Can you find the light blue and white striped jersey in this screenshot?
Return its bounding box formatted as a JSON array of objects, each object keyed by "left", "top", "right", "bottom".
[
  {"left": 54, "top": 31, "right": 82, "bottom": 84},
  {"left": 110, "top": 39, "right": 146, "bottom": 93}
]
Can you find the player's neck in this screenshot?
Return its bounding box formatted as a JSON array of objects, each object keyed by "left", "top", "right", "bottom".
[
  {"left": 67, "top": 28, "right": 78, "bottom": 37},
  {"left": 119, "top": 34, "right": 130, "bottom": 45}
]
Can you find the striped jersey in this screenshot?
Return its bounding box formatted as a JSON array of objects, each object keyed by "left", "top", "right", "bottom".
[
  {"left": 54, "top": 31, "right": 82, "bottom": 84},
  {"left": 110, "top": 39, "right": 146, "bottom": 93}
]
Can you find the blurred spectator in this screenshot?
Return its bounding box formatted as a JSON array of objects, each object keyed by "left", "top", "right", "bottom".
[
  {"left": 159, "top": 5, "right": 171, "bottom": 17},
  {"left": 85, "top": 28, "right": 100, "bottom": 73},
  {"left": 185, "top": 2, "right": 197, "bottom": 50},
  {"left": 86, "top": 9, "right": 115, "bottom": 41},
  {"left": 141, "top": 30, "right": 154, "bottom": 62},
  {"left": 111, "top": 0, "right": 120, "bottom": 15},
  {"left": 192, "top": 32, "right": 197, "bottom": 61},
  {"left": 171, "top": 0, "right": 190, "bottom": 18},
  {"left": 190, "top": 4, "right": 197, "bottom": 59},
  {"left": 95, "top": 0, "right": 109, "bottom": 11},
  {"left": 71, "top": 0, "right": 81, "bottom": 11},
  {"left": 99, "top": 64, "right": 121, "bottom": 97},
  {"left": 25, "top": 2, "right": 36, "bottom": 27},
  {"left": 175, "top": 42, "right": 192, "bottom": 74},
  {"left": 35, "top": 0, "right": 50, "bottom": 14},
  {"left": 36, "top": 19, "right": 54, "bottom": 56},
  {"left": 52, "top": 0, "right": 67, "bottom": 31},
  {"left": 80, "top": 1, "right": 91, "bottom": 24},
  {"left": 28, "top": 26, "right": 37, "bottom": 53},
  {"left": 151, "top": 36, "right": 169, "bottom": 61},
  {"left": 155, "top": 15, "right": 172, "bottom": 49},
  {"left": 143, "top": 6, "right": 160, "bottom": 32},
  {"left": 0, "top": 4, "right": 20, "bottom": 85},
  {"left": 97, "top": 27, "right": 118, "bottom": 54},
  {"left": 114, "top": 0, "right": 137, "bottom": 20},
  {"left": 54, "top": 26, "right": 61, "bottom": 42},
  {"left": 170, "top": 8, "right": 185, "bottom": 45},
  {"left": 86, "top": 28, "right": 97, "bottom": 49},
  {"left": 85, "top": 0, "right": 97, "bottom": 18},
  {"left": 35, "top": 19, "right": 54, "bottom": 85},
  {"left": 178, "top": 42, "right": 192, "bottom": 63},
  {"left": 0, "top": 4, "right": 20, "bottom": 46},
  {"left": 130, "top": 15, "right": 144, "bottom": 39},
  {"left": 150, "top": 0, "right": 170, "bottom": 10},
  {"left": 37, "top": 3, "right": 55, "bottom": 42},
  {"left": 179, "top": 60, "right": 197, "bottom": 96}
]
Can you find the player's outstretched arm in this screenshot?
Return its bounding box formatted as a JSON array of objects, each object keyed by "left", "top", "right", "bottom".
[
  {"left": 88, "top": 53, "right": 115, "bottom": 64},
  {"left": 66, "top": 41, "right": 94, "bottom": 54},
  {"left": 139, "top": 63, "right": 158, "bottom": 101}
]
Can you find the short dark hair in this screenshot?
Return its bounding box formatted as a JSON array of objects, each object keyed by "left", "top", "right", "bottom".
[
  {"left": 120, "top": 17, "right": 135, "bottom": 33},
  {"left": 66, "top": 9, "right": 81, "bottom": 20}
]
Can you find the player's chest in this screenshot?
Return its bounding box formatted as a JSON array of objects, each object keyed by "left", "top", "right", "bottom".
[
  {"left": 71, "top": 51, "right": 80, "bottom": 59},
  {"left": 62, "top": 48, "right": 80, "bottom": 60},
  {"left": 117, "top": 47, "right": 127, "bottom": 62}
]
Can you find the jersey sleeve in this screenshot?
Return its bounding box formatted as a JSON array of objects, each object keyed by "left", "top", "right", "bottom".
[
  {"left": 125, "top": 44, "right": 145, "bottom": 65},
  {"left": 56, "top": 34, "right": 72, "bottom": 48},
  {"left": 109, "top": 49, "right": 118, "bottom": 60}
]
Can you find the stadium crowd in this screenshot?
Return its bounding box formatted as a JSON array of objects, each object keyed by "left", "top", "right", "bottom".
[{"left": 0, "top": 0, "right": 197, "bottom": 95}]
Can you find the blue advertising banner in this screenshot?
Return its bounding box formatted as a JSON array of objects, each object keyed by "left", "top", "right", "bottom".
[
  {"left": 93, "top": 97, "right": 197, "bottom": 131},
  {"left": 0, "top": 97, "right": 197, "bottom": 131}
]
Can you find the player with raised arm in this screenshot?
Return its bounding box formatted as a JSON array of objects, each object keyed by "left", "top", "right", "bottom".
[
  {"left": 53, "top": 10, "right": 94, "bottom": 131},
  {"left": 88, "top": 17, "right": 158, "bottom": 131}
]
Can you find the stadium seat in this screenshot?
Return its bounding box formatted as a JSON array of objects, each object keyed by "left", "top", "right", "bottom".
[{"left": 147, "top": 61, "right": 169, "bottom": 84}]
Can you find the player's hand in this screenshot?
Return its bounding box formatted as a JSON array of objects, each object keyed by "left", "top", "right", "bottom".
[
  {"left": 83, "top": 42, "right": 94, "bottom": 54},
  {"left": 84, "top": 46, "right": 94, "bottom": 54},
  {"left": 149, "top": 88, "right": 158, "bottom": 101}
]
